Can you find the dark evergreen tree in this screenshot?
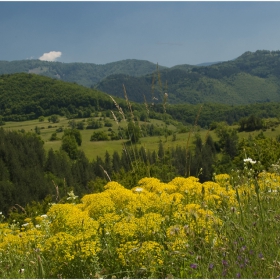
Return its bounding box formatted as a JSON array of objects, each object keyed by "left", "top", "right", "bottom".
[
  {"left": 71, "top": 151, "right": 93, "bottom": 193},
  {"left": 199, "top": 135, "right": 217, "bottom": 182},
  {"left": 120, "top": 148, "right": 131, "bottom": 171},
  {"left": 215, "top": 124, "right": 239, "bottom": 159},
  {"left": 139, "top": 146, "right": 148, "bottom": 164},
  {"left": 0, "top": 129, "right": 52, "bottom": 215},
  {"left": 158, "top": 140, "right": 165, "bottom": 161},
  {"left": 93, "top": 156, "right": 106, "bottom": 179},
  {"left": 104, "top": 151, "right": 113, "bottom": 176},
  {"left": 112, "top": 151, "right": 121, "bottom": 173}
]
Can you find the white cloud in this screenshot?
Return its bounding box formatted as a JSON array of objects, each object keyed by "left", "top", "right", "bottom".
[{"left": 39, "top": 51, "right": 62, "bottom": 61}]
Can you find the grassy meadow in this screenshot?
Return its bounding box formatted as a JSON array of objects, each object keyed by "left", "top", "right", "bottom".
[
  {"left": 4, "top": 115, "right": 215, "bottom": 161},
  {"left": 4, "top": 114, "right": 280, "bottom": 161}
]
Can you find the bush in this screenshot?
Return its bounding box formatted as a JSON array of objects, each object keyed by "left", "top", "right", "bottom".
[
  {"left": 48, "top": 115, "right": 60, "bottom": 123},
  {"left": 90, "top": 131, "right": 109, "bottom": 141}
]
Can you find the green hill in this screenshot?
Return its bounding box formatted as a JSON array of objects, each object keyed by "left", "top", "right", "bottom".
[{"left": 0, "top": 72, "right": 132, "bottom": 121}]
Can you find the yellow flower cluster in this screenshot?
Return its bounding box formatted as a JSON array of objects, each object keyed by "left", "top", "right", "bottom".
[
  {"left": 117, "top": 240, "right": 164, "bottom": 269},
  {"left": 43, "top": 203, "right": 100, "bottom": 265},
  {"left": 258, "top": 172, "right": 280, "bottom": 193},
  {"left": 47, "top": 203, "right": 99, "bottom": 237},
  {"left": 1, "top": 172, "right": 279, "bottom": 277},
  {"left": 0, "top": 224, "right": 44, "bottom": 256},
  {"left": 77, "top": 176, "right": 233, "bottom": 266}
]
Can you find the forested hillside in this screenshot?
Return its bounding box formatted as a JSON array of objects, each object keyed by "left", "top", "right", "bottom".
[
  {"left": 164, "top": 102, "right": 280, "bottom": 127},
  {"left": 0, "top": 73, "right": 133, "bottom": 121},
  {"left": 95, "top": 50, "right": 280, "bottom": 105},
  {"left": 0, "top": 59, "right": 166, "bottom": 88}
]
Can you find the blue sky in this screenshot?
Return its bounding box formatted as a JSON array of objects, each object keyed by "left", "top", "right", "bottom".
[{"left": 1, "top": 1, "right": 280, "bottom": 67}]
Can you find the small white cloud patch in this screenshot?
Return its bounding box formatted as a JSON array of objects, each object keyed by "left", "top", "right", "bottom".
[{"left": 39, "top": 51, "right": 62, "bottom": 61}]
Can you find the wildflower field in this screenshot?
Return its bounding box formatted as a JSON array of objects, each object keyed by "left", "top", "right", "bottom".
[{"left": 1, "top": 162, "right": 280, "bottom": 279}]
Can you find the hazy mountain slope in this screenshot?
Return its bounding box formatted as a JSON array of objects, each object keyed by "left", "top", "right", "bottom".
[
  {"left": 195, "top": 61, "right": 224, "bottom": 66},
  {"left": 2, "top": 50, "right": 280, "bottom": 105},
  {"left": 0, "top": 59, "right": 167, "bottom": 88},
  {"left": 95, "top": 50, "right": 280, "bottom": 105}
]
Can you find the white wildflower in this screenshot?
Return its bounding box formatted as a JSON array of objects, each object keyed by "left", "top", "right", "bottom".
[
  {"left": 244, "top": 157, "right": 256, "bottom": 164},
  {"left": 134, "top": 187, "right": 143, "bottom": 193},
  {"left": 268, "top": 189, "right": 277, "bottom": 193},
  {"left": 67, "top": 190, "right": 78, "bottom": 200}
]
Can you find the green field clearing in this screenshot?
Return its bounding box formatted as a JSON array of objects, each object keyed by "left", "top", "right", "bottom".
[{"left": 3, "top": 117, "right": 280, "bottom": 161}]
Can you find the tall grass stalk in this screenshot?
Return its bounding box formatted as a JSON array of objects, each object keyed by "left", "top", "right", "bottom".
[
  {"left": 185, "top": 104, "right": 203, "bottom": 177},
  {"left": 109, "top": 94, "right": 137, "bottom": 173}
]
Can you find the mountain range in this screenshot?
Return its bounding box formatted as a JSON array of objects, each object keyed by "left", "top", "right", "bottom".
[
  {"left": 1, "top": 50, "right": 280, "bottom": 105},
  {"left": 0, "top": 59, "right": 166, "bottom": 88}
]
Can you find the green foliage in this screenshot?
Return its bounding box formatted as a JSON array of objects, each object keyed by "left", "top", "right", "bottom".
[
  {"left": 0, "top": 128, "right": 52, "bottom": 215},
  {"left": 61, "top": 135, "right": 79, "bottom": 160},
  {"left": 38, "top": 116, "right": 45, "bottom": 122},
  {"left": 126, "top": 121, "right": 141, "bottom": 143},
  {"left": 239, "top": 115, "right": 264, "bottom": 132},
  {"left": 0, "top": 115, "right": 5, "bottom": 126},
  {"left": 166, "top": 102, "right": 280, "bottom": 128},
  {"left": 190, "top": 134, "right": 217, "bottom": 182},
  {"left": 86, "top": 118, "right": 103, "bottom": 129},
  {"left": 76, "top": 121, "right": 85, "bottom": 130},
  {"left": 34, "top": 126, "right": 40, "bottom": 135},
  {"left": 104, "top": 119, "right": 113, "bottom": 127},
  {"left": 233, "top": 133, "right": 280, "bottom": 171},
  {"left": 215, "top": 123, "right": 239, "bottom": 159},
  {"left": 63, "top": 129, "right": 82, "bottom": 146},
  {"left": 68, "top": 119, "right": 77, "bottom": 129},
  {"left": 90, "top": 131, "right": 109, "bottom": 141},
  {"left": 49, "top": 132, "right": 59, "bottom": 141},
  {"left": 48, "top": 114, "right": 60, "bottom": 123}
]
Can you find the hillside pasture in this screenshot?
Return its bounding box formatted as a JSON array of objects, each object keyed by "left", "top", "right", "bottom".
[{"left": 4, "top": 116, "right": 280, "bottom": 161}]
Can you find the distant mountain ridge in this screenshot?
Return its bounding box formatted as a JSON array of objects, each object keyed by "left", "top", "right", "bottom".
[
  {"left": 1, "top": 50, "right": 280, "bottom": 105},
  {"left": 95, "top": 50, "right": 280, "bottom": 105},
  {"left": 195, "top": 61, "right": 224, "bottom": 66},
  {"left": 0, "top": 59, "right": 167, "bottom": 88},
  {"left": 0, "top": 57, "right": 226, "bottom": 91}
]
